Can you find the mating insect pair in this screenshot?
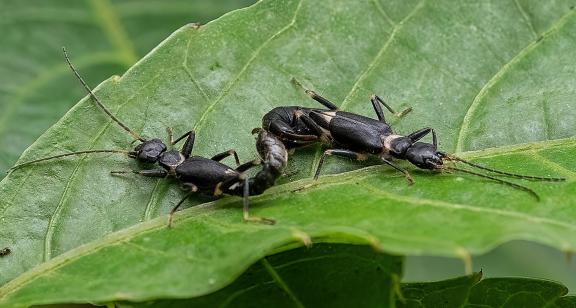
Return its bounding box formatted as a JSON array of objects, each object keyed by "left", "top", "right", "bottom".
[
  {"left": 9, "top": 48, "right": 565, "bottom": 227},
  {"left": 9, "top": 48, "right": 286, "bottom": 226},
  {"left": 259, "top": 79, "right": 565, "bottom": 199}
]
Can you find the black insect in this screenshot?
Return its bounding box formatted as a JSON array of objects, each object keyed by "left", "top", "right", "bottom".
[
  {"left": 9, "top": 48, "right": 273, "bottom": 225},
  {"left": 0, "top": 247, "right": 10, "bottom": 257},
  {"left": 246, "top": 128, "right": 288, "bottom": 196},
  {"left": 296, "top": 87, "right": 565, "bottom": 199},
  {"left": 259, "top": 79, "right": 413, "bottom": 151}
]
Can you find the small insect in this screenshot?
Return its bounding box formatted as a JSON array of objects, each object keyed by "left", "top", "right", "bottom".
[
  {"left": 0, "top": 247, "right": 10, "bottom": 257},
  {"left": 9, "top": 47, "right": 274, "bottom": 225},
  {"left": 246, "top": 128, "right": 289, "bottom": 194},
  {"left": 296, "top": 87, "right": 565, "bottom": 199}
]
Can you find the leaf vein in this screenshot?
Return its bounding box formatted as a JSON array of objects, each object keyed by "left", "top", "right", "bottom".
[
  {"left": 371, "top": 0, "right": 396, "bottom": 26},
  {"left": 531, "top": 151, "right": 576, "bottom": 179},
  {"left": 192, "top": 0, "right": 305, "bottom": 135},
  {"left": 362, "top": 183, "right": 576, "bottom": 231},
  {"left": 262, "top": 258, "right": 305, "bottom": 308},
  {"left": 514, "top": 0, "right": 538, "bottom": 38},
  {"left": 455, "top": 9, "right": 576, "bottom": 152},
  {"left": 339, "top": 0, "right": 426, "bottom": 111},
  {"left": 182, "top": 33, "right": 211, "bottom": 102},
  {"left": 143, "top": 179, "right": 163, "bottom": 221}
]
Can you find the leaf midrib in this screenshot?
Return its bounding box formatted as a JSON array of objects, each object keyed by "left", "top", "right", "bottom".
[{"left": 262, "top": 258, "right": 305, "bottom": 308}]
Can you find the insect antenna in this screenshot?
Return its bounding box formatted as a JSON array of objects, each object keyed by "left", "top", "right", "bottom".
[
  {"left": 63, "top": 47, "right": 146, "bottom": 142},
  {"left": 9, "top": 149, "right": 130, "bottom": 172},
  {"left": 446, "top": 155, "right": 565, "bottom": 182},
  {"left": 445, "top": 166, "right": 540, "bottom": 201}
]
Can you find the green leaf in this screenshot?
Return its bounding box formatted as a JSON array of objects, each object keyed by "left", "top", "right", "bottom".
[
  {"left": 1, "top": 141, "right": 575, "bottom": 306},
  {"left": 1, "top": 0, "right": 576, "bottom": 305},
  {"left": 399, "top": 273, "right": 576, "bottom": 307},
  {"left": 0, "top": 0, "right": 255, "bottom": 175},
  {"left": 25, "top": 243, "right": 569, "bottom": 308},
  {"left": 121, "top": 244, "right": 403, "bottom": 308}
]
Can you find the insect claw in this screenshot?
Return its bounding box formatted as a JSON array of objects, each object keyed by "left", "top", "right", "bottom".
[
  {"left": 243, "top": 215, "right": 276, "bottom": 225},
  {"left": 396, "top": 107, "right": 413, "bottom": 118},
  {"left": 167, "top": 214, "right": 175, "bottom": 228},
  {"left": 405, "top": 173, "right": 414, "bottom": 185}
]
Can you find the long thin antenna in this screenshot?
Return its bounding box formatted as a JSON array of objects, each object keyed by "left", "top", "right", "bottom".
[
  {"left": 447, "top": 155, "right": 565, "bottom": 182},
  {"left": 9, "top": 149, "right": 129, "bottom": 171},
  {"left": 62, "top": 47, "right": 146, "bottom": 142},
  {"left": 447, "top": 166, "right": 540, "bottom": 201}
]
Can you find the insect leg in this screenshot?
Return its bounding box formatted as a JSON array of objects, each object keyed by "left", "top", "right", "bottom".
[
  {"left": 305, "top": 90, "right": 339, "bottom": 110},
  {"left": 300, "top": 114, "right": 331, "bottom": 143},
  {"left": 167, "top": 183, "right": 198, "bottom": 227},
  {"left": 314, "top": 149, "right": 369, "bottom": 180},
  {"left": 380, "top": 157, "right": 414, "bottom": 185},
  {"left": 172, "top": 131, "right": 195, "bottom": 158},
  {"left": 370, "top": 95, "right": 386, "bottom": 122},
  {"left": 214, "top": 160, "right": 261, "bottom": 197},
  {"left": 217, "top": 176, "right": 276, "bottom": 224},
  {"left": 268, "top": 121, "right": 319, "bottom": 141},
  {"left": 407, "top": 127, "right": 433, "bottom": 143},
  {"left": 241, "top": 177, "right": 275, "bottom": 224},
  {"left": 235, "top": 159, "right": 261, "bottom": 172},
  {"left": 291, "top": 78, "right": 339, "bottom": 110},
  {"left": 166, "top": 127, "right": 174, "bottom": 145},
  {"left": 372, "top": 95, "right": 412, "bottom": 118},
  {"left": 211, "top": 150, "right": 241, "bottom": 165}
]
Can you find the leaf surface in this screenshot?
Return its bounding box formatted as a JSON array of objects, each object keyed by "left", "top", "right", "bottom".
[
  {"left": 399, "top": 273, "right": 576, "bottom": 307},
  {"left": 1, "top": 0, "right": 576, "bottom": 305},
  {"left": 122, "top": 244, "right": 403, "bottom": 308}
]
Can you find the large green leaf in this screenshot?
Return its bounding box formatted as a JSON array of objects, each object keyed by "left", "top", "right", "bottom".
[
  {"left": 122, "top": 246, "right": 576, "bottom": 308},
  {"left": 399, "top": 272, "right": 576, "bottom": 307},
  {"left": 0, "top": 0, "right": 255, "bottom": 175},
  {"left": 1, "top": 0, "right": 576, "bottom": 305},
  {"left": 122, "top": 244, "right": 403, "bottom": 308},
  {"left": 1, "top": 141, "right": 575, "bottom": 306}
]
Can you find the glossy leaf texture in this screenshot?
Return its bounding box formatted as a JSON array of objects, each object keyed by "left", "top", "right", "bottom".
[
  {"left": 1, "top": 0, "right": 576, "bottom": 305},
  {"left": 0, "top": 0, "right": 255, "bottom": 175}
]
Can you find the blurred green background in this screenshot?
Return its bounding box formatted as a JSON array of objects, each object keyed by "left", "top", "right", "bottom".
[{"left": 0, "top": 0, "right": 573, "bottom": 297}]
